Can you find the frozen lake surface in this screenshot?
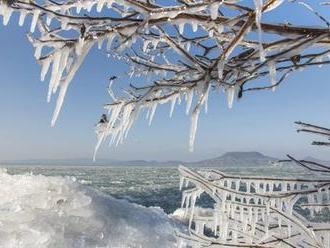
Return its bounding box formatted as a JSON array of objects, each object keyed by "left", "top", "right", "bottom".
[{"left": 5, "top": 165, "right": 319, "bottom": 214}]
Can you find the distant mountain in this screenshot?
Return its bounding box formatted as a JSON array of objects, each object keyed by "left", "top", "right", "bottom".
[
  {"left": 188, "top": 152, "right": 278, "bottom": 167},
  {"left": 0, "top": 158, "right": 182, "bottom": 167},
  {"left": 1, "top": 151, "right": 278, "bottom": 167}
]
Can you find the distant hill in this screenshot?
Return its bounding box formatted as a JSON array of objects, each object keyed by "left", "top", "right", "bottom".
[
  {"left": 0, "top": 158, "right": 182, "bottom": 167},
  {"left": 188, "top": 152, "right": 278, "bottom": 167},
  {"left": 1, "top": 151, "right": 278, "bottom": 167}
]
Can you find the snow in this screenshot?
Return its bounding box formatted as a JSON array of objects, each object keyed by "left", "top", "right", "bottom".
[{"left": 0, "top": 168, "right": 184, "bottom": 248}]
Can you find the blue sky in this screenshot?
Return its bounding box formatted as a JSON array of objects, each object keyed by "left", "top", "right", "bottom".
[{"left": 1, "top": 2, "right": 330, "bottom": 162}]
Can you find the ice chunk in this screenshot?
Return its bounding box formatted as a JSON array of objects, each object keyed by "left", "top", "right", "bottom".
[{"left": 0, "top": 169, "right": 184, "bottom": 248}]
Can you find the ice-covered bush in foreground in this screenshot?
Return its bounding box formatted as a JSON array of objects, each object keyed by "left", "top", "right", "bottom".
[
  {"left": 0, "top": 169, "right": 184, "bottom": 248},
  {"left": 177, "top": 122, "right": 330, "bottom": 248},
  {"left": 177, "top": 165, "right": 330, "bottom": 248}
]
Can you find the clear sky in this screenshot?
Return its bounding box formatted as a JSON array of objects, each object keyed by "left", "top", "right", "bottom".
[{"left": 1, "top": 2, "right": 330, "bottom": 162}]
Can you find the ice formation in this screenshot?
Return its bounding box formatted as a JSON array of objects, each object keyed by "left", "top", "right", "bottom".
[
  {"left": 177, "top": 165, "right": 330, "bottom": 248},
  {"left": 0, "top": 169, "right": 184, "bottom": 248},
  {"left": 0, "top": 0, "right": 329, "bottom": 154}
]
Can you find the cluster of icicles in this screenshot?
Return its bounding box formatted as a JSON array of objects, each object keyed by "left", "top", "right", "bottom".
[
  {"left": 94, "top": 79, "right": 238, "bottom": 158},
  {"left": 177, "top": 166, "right": 330, "bottom": 248}
]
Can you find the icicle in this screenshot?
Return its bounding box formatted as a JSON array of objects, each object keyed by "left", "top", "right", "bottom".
[
  {"left": 269, "top": 182, "right": 274, "bottom": 193},
  {"left": 152, "top": 39, "right": 158, "bottom": 49},
  {"left": 185, "top": 179, "right": 190, "bottom": 188},
  {"left": 222, "top": 219, "right": 229, "bottom": 240},
  {"left": 189, "top": 193, "right": 197, "bottom": 229},
  {"left": 217, "top": 60, "right": 225, "bottom": 79},
  {"left": 66, "top": 57, "right": 73, "bottom": 74},
  {"left": 232, "top": 230, "right": 238, "bottom": 243},
  {"left": 248, "top": 207, "right": 253, "bottom": 222},
  {"left": 268, "top": 61, "right": 277, "bottom": 91},
  {"left": 254, "top": 0, "right": 265, "bottom": 62},
  {"left": 209, "top": 29, "right": 214, "bottom": 38},
  {"left": 214, "top": 211, "right": 218, "bottom": 234},
  {"left": 189, "top": 80, "right": 210, "bottom": 152},
  {"left": 34, "top": 45, "right": 42, "bottom": 59},
  {"left": 51, "top": 42, "right": 93, "bottom": 126},
  {"left": 30, "top": 10, "right": 41, "bottom": 33},
  {"left": 61, "top": 18, "right": 68, "bottom": 30},
  {"left": 240, "top": 205, "right": 244, "bottom": 221},
  {"left": 40, "top": 59, "right": 51, "bottom": 81},
  {"left": 143, "top": 40, "right": 149, "bottom": 53},
  {"left": 106, "top": 34, "right": 115, "bottom": 51},
  {"left": 48, "top": 52, "right": 61, "bottom": 102},
  {"left": 106, "top": 0, "right": 113, "bottom": 8},
  {"left": 184, "top": 194, "right": 191, "bottom": 216},
  {"left": 76, "top": 4, "right": 82, "bottom": 14},
  {"left": 1, "top": 4, "right": 13, "bottom": 26},
  {"left": 52, "top": 47, "right": 70, "bottom": 94},
  {"left": 46, "top": 14, "right": 53, "bottom": 26},
  {"left": 169, "top": 96, "right": 177, "bottom": 118},
  {"left": 217, "top": 24, "right": 224, "bottom": 34},
  {"left": 189, "top": 103, "right": 201, "bottom": 152},
  {"left": 185, "top": 89, "right": 194, "bottom": 115},
  {"left": 185, "top": 42, "right": 191, "bottom": 52},
  {"left": 98, "top": 36, "right": 104, "bottom": 50},
  {"left": 210, "top": 2, "right": 220, "bottom": 20},
  {"left": 227, "top": 179, "right": 232, "bottom": 189},
  {"left": 191, "top": 21, "right": 198, "bottom": 32},
  {"left": 181, "top": 193, "right": 186, "bottom": 208},
  {"left": 76, "top": 37, "right": 85, "bottom": 55},
  {"left": 86, "top": 2, "right": 94, "bottom": 12},
  {"left": 19, "top": 11, "right": 27, "bottom": 26},
  {"left": 178, "top": 22, "right": 185, "bottom": 35},
  {"left": 235, "top": 180, "right": 240, "bottom": 191},
  {"left": 179, "top": 176, "right": 184, "bottom": 190},
  {"left": 148, "top": 102, "right": 157, "bottom": 126},
  {"left": 97, "top": 0, "right": 106, "bottom": 12},
  {"left": 246, "top": 181, "right": 251, "bottom": 193},
  {"left": 226, "top": 86, "right": 235, "bottom": 109}
]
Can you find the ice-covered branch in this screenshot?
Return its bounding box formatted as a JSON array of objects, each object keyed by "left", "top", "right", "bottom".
[
  {"left": 177, "top": 122, "right": 330, "bottom": 247},
  {"left": 177, "top": 165, "right": 330, "bottom": 248},
  {"left": 2, "top": 0, "right": 330, "bottom": 154}
]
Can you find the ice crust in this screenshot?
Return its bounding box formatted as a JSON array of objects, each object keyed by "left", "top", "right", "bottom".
[{"left": 0, "top": 169, "right": 183, "bottom": 248}]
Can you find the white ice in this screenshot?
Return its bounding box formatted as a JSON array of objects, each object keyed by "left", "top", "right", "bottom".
[{"left": 0, "top": 168, "right": 185, "bottom": 248}]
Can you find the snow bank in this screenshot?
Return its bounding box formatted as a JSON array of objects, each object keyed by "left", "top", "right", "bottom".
[{"left": 0, "top": 168, "right": 184, "bottom": 248}]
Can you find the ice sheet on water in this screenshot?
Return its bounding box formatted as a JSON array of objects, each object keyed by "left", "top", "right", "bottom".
[{"left": 0, "top": 168, "right": 184, "bottom": 248}]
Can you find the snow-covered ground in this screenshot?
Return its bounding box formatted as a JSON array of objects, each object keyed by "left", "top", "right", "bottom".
[{"left": 0, "top": 168, "right": 185, "bottom": 248}]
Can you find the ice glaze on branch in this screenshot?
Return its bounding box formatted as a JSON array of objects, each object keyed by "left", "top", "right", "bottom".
[
  {"left": 177, "top": 122, "right": 330, "bottom": 247},
  {"left": 2, "top": 0, "right": 330, "bottom": 154}
]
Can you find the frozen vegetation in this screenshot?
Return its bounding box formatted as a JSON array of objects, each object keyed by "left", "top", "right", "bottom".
[
  {"left": 177, "top": 165, "right": 330, "bottom": 247},
  {"left": 0, "top": 0, "right": 329, "bottom": 156},
  {"left": 0, "top": 168, "right": 185, "bottom": 248}
]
